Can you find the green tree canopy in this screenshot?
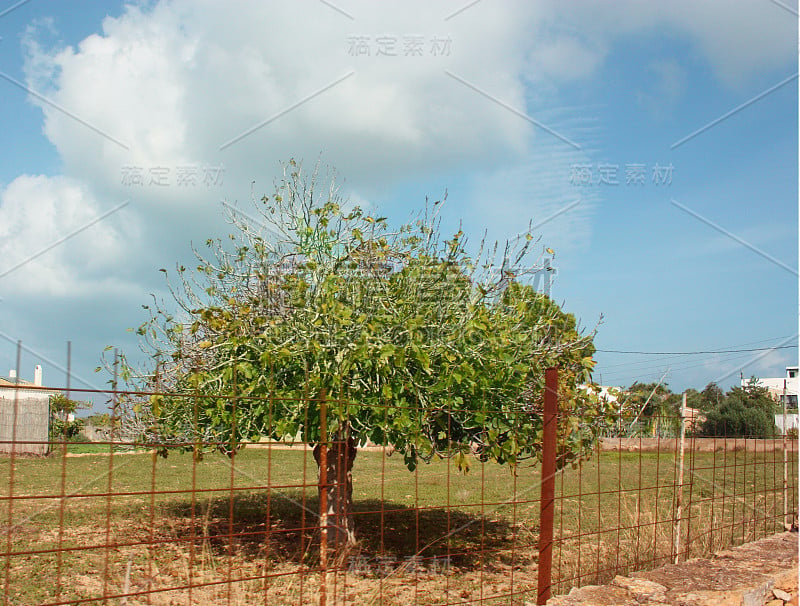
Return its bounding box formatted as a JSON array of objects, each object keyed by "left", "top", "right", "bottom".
[
  {"left": 698, "top": 379, "right": 778, "bottom": 438},
  {"left": 49, "top": 393, "right": 90, "bottom": 442},
  {"left": 116, "top": 160, "right": 619, "bottom": 547},
  {"left": 687, "top": 382, "right": 724, "bottom": 411},
  {"left": 619, "top": 381, "right": 680, "bottom": 436}
]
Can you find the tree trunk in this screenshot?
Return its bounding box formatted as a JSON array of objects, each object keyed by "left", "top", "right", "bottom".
[{"left": 313, "top": 426, "right": 357, "bottom": 554}]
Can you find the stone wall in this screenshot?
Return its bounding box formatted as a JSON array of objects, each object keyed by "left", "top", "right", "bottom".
[
  {"left": 600, "top": 437, "right": 798, "bottom": 453},
  {"left": 0, "top": 397, "right": 49, "bottom": 455}
]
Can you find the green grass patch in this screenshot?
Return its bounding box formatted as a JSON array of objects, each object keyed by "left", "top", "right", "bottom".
[{"left": 0, "top": 446, "right": 794, "bottom": 604}]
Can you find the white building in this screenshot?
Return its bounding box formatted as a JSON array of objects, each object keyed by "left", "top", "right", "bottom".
[
  {"left": 0, "top": 366, "right": 59, "bottom": 455},
  {"left": 743, "top": 366, "right": 798, "bottom": 408},
  {"left": 743, "top": 366, "right": 799, "bottom": 436},
  {"left": 775, "top": 413, "right": 799, "bottom": 435}
]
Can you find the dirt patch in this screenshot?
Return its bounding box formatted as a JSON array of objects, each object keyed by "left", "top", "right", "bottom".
[{"left": 547, "top": 531, "right": 798, "bottom": 606}]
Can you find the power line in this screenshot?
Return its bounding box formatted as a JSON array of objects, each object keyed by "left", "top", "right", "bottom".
[
  {"left": 597, "top": 345, "right": 797, "bottom": 355},
  {"left": 597, "top": 335, "right": 797, "bottom": 372},
  {"left": 599, "top": 349, "right": 772, "bottom": 384}
]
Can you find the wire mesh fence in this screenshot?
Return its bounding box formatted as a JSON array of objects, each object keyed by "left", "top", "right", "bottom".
[
  {"left": 0, "top": 361, "right": 796, "bottom": 605},
  {"left": 550, "top": 431, "right": 798, "bottom": 596}
]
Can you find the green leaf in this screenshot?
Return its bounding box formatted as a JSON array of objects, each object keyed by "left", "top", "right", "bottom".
[{"left": 150, "top": 394, "right": 163, "bottom": 417}]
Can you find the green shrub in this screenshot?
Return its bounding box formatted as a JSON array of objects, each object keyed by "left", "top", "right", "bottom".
[
  {"left": 699, "top": 399, "right": 777, "bottom": 438},
  {"left": 49, "top": 417, "right": 86, "bottom": 442}
]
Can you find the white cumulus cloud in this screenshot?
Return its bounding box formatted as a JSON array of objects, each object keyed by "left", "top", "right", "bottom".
[
  {"left": 7, "top": 0, "right": 794, "bottom": 302},
  {"left": 0, "top": 174, "right": 136, "bottom": 297}
]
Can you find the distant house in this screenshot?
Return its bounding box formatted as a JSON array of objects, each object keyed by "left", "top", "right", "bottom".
[
  {"left": 744, "top": 366, "right": 799, "bottom": 407},
  {"left": 682, "top": 406, "right": 705, "bottom": 433},
  {"left": 0, "top": 366, "right": 59, "bottom": 455},
  {"left": 775, "top": 413, "right": 799, "bottom": 436},
  {"left": 743, "top": 366, "right": 799, "bottom": 436}
]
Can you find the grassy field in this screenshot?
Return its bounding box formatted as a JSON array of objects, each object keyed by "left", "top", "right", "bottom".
[{"left": 0, "top": 444, "right": 795, "bottom": 605}]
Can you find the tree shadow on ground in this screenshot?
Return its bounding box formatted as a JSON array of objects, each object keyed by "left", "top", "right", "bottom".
[{"left": 159, "top": 490, "right": 537, "bottom": 572}]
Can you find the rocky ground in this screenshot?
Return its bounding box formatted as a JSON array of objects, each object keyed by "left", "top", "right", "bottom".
[{"left": 545, "top": 531, "right": 798, "bottom": 606}]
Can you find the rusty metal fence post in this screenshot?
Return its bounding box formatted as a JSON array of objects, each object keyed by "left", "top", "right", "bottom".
[{"left": 537, "top": 367, "right": 558, "bottom": 605}]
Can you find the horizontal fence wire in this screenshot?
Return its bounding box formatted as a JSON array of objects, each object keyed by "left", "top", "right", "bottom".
[
  {"left": 551, "top": 413, "right": 799, "bottom": 597},
  {"left": 1, "top": 383, "right": 547, "bottom": 606},
  {"left": 0, "top": 362, "right": 797, "bottom": 605}
]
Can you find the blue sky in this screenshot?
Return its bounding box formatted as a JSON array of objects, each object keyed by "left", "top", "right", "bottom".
[{"left": 0, "top": 0, "right": 797, "bottom": 404}]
